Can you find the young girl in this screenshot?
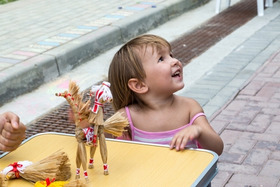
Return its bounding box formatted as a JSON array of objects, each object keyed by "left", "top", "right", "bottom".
[{"left": 108, "top": 34, "right": 223, "bottom": 155}]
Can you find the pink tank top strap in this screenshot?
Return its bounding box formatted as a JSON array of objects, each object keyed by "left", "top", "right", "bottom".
[
  {"left": 189, "top": 112, "right": 205, "bottom": 148},
  {"left": 189, "top": 112, "right": 206, "bottom": 125}
]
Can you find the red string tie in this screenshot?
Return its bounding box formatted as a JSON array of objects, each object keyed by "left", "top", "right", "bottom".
[
  {"left": 9, "top": 162, "right": 22, "bottom": 178},
  {"left": 46, "top": 178, "right": 55, "bottom": 186}
]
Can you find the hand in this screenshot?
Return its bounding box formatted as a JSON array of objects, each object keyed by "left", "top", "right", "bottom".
[
  {"left": 0, "top": 112, "right": 26, "bottom": 152},
  {"left": 169, "top": 125, "right": 201, "bottom": 151}
]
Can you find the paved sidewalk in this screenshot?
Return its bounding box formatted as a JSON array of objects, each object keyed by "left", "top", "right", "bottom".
[
  {"left": 177, "top": 8, "right": 280, "bottom": 185},
  {"left": 0, "top": 0, "right": 208, "bottom": 106},
  {"left": 211, "top": 49, "right": 280, "bottom": 186}
]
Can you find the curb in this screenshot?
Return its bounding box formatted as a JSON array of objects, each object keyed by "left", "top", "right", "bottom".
[{"left": 0, "top": 0, "right": 209, "bottom": 107}]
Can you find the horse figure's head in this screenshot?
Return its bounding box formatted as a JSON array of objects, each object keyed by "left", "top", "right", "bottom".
[{"left": 91, "top": 81, "right": 112, "bottom": 113}]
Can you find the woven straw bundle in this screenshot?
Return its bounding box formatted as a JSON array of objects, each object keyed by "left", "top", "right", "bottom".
[{"left": 4, "top": 151, "right": 71, "bottom": 183}]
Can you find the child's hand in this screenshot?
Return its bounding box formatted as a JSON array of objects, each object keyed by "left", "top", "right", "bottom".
[
  {"left": 169, "top": 125, "right": 202, "bottom": 151},
  {"left": 0, "top": 122, "right": 26, "bottom": 152}
]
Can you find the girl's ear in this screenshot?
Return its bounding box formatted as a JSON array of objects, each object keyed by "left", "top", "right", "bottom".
[{"left": 128, "top": 78, "right": 148, "bottom": 94}]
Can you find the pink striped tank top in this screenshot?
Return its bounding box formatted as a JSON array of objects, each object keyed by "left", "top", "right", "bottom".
[{"left": 125, "top": 106, "right": 205, "bottom": 148}]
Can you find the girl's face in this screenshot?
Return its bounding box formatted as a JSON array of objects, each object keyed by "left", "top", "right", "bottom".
[{"left": 140, "top": 45, "right": 184, "bottom": 96}]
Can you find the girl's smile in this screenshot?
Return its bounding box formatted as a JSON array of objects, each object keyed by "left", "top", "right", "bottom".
[{"left": 141, "top": 45, "right": 184, "bottom": 94}]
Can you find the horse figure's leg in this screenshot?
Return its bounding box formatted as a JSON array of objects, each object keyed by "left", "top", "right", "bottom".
[
  {"left": 76, "top": 128, "right": 89, "bottom": 180},
  {"left": 99, "top": 126, "right": 109, "bottom": 175},
  {"left": 77, "top": 142, "right": 88, "bottom": 180},
  {"left": 89, "top": 145, "right": 97, "bottom": 169},
  {"left": 85, "top": 125, "right": 97, "bottom": 169},
  {"left": 75, "top": 128, "right": 82, "bottom": 179},
  {"left": 75, "top": 143, "right": 82, "bottom": 179},
  {"left": 88, "top": 124, "right": 98, "bottom": 169}
]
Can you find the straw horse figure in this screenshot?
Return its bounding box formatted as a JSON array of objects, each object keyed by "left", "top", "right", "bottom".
[{"left": 56, "top": 81, "right": 128, "bottom": 180}]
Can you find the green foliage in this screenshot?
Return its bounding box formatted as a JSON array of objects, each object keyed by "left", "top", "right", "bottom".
[{"left": 0, "top": 0, "right": 17, "bottom": 5}]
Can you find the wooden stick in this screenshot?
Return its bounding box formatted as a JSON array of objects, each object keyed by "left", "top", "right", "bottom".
[{"left": 98, "top": 127, "right": 108, "bottom": 175}]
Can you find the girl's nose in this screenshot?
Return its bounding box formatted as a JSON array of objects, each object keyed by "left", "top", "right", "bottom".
[{"left": 171, "top": 57, "right": 180, "bottom": 66}]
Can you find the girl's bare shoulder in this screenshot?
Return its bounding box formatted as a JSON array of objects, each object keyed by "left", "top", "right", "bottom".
[
  {"left": 116, "top": 105, "right": 139, "bottom": 118},
  {"left": 116, "top": 107, "right": 127, "bottom": 118},
  {"left": 175, "top": 95, "right": 199, "bottom": 104},
  {"left": 175, "top": 95, "right": 203, "bottom": 111}
]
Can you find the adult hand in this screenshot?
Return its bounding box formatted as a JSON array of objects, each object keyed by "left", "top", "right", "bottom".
[{"left": 0, "top": 112, "right": 26, "bottom": 152}]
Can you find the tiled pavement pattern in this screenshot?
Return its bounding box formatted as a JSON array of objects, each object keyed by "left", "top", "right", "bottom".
[
  {"left": 1, "top": 0, "right": 280, "bottom": 186},
  {"left": 180, "top": 12, "right": 280, "bottom": 118},
  {"left": 171, "top": 0, "right": 257, "bottom": 66},
  {"left": 0, "top": 0, "right": 163, "bottom": 61},
  {"left": 210, "top": 49, "right": 280, "bottom": 186},
  {"left": 0, "top": 0, "right": 208, "bottom": 106},
  {"left": 185, "top": 9, "right": 280, "bottom": 186}
]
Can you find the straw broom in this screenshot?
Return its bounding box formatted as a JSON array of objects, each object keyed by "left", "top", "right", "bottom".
[
  {"left": 0, "top": 172, "right": 6, "bottom": 187},
  {"left": 103, "top": 112, "right": 128, "bottom": 137},
  {"left": 3, "top": 151, "right": 71, "bottom": 183},
  {"left": 95, "top": 111, "right": 128, "bottom": 175},
  {"left": 20, "top": 151, "right": 71, "bottom": 182}
]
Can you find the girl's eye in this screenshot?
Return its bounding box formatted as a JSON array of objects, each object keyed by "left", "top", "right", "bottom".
[
  {"left": 170, "top": 53, "right": 173, "bottom": 58},
  {"left": 158, "top": 56, "right": 164, "bottom": 62}
]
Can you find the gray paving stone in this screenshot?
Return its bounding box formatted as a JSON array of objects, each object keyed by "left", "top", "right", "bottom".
[
  {"left": 211, "top": 171, "right": 232, "bottom": 187},
  {"left": 259, "top": 160, "right": 280, "bottom": 178},
  {"left": 228, "top": 174, "right": 279, "bottom": 186},
  {"left": 243, "top": 149, "right": 271, "bottom": 166},
  {"left": 219, "top": 151, "right": 246, "bottom": 164},
  {"left": 218, "top": 162, "right": 261, "bottom": 175}
]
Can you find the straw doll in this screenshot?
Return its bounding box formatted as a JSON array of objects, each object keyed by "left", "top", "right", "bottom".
[
  {"left": 56, "top": 81, "right": 91, "bottom": 180},
  {"left": 1, "top": 151, "right": 71, "bottom": 183},
  {"left": 56, "top": 81, "right": 128, "bottom": 180},
  {"left": 87, "top": 81, "right": 112, "bottom": 175}
]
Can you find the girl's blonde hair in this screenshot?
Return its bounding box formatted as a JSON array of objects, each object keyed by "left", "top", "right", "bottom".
[{"left": 108, "top": 34, "right": 171, "bottom": 111}]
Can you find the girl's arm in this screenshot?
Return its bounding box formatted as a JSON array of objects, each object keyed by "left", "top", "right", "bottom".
[
  {"left": 170, "top": 99, "right": 224, "bottom": 155},
  {"left": 192, "top": 115, "right": 223, "bottom": 155}
]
